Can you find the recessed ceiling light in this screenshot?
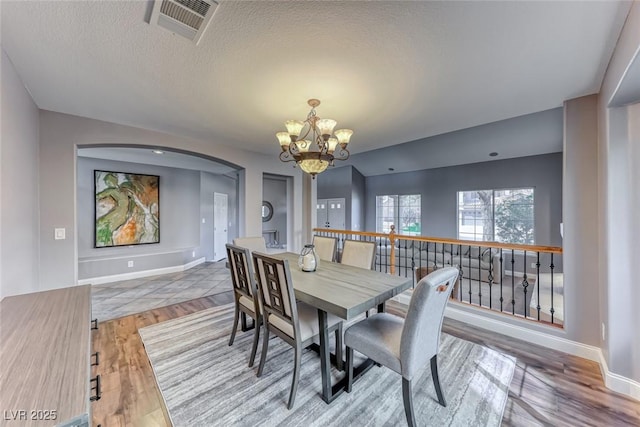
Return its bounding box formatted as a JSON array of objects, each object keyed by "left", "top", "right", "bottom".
[
  {"left": 152, "top": 150, "right": 164, "bottom": 155},
  {"left": 388, "top": 168, "right": 395, "bottom": 171},
  {"left": 489, "top": 152, "right": 498, "bottom": 157}
]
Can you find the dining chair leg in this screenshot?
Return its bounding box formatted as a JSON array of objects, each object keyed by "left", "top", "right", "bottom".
[
  {"left": 257, "top": 325, "right": 270, "bottom": 377},
  {"left": 402, "top": 378, "right": 416, "bottom": 427},
  {"left": 248, "top": 315, "right": 261, "bottom": 367},
  {"left": 240, "top": 312, "right": 248, "bottom": 331},
  {"left": 228, "top": 303, "right": 239, "bottom": 346},
  {"left": 287, "top": 345, "right": 302, "bottom": 410},
  {"left": 345, "top": 346, "right": 354, "bottom": 393},
  {"left": 430, "top": 355, "right": 447, "bottom": 407},
  {"left": 334, "top": 324, "right": 344, "bottom": 371}
]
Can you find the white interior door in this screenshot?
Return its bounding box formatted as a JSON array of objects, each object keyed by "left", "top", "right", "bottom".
[
  {"left": 317, "top": 198, "right": 328, "bottom": 228},
  {"left": 327, "top": 198, "right": 346, "bottom": 229},
  {"left": 213, "top": 192, "right": 228, "bottom": 261}
]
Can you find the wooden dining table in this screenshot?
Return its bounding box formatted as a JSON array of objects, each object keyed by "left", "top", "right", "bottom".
[{"left": 272, "top": 252, "right": 413, "bottom": 404}]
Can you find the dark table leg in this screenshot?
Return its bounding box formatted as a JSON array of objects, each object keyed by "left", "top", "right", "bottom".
[
  {"left": 317, "top": 309, "right": 376, "bottom": 404},
  {"left": 317, "top": 309, "right": 333, "bottom": 403},
  {"left": 377, "top": 302, "right": 386, "bottom": 313}
]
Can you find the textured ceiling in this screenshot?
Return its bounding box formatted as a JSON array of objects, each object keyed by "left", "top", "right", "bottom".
[{"left": 0, "top": 1, "right": 632, "bottom": 160}]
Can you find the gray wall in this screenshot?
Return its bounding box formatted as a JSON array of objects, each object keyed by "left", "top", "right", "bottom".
[
  {"left": 317, "top": 165, "right": 355, "bottom": 230},
  {"left": 1, "top": 50, "right": 40, "bottom": 298},
  {"left": 262, "top": 175, "right": 287, "bottom": 246},
  {"left": 563, "top": 96, "right": 600, "bottom": 349},
  {"left": 200, "top": 171, "right": 238, "bottom": 260},
  {"left": 351, "top": 167, "right": 366, "bottom": 231},
  {"left": 597, "top": 3, "right": 640, "bottom": 384},
  {"left": 36, "top": 110, "right": 305, "bottom": 292},
  {"left": 77, "top": 157, "right": 201, "bottom": 279},
  {"left": 365, "top": 153, "right": 563, "bottom": 247}
]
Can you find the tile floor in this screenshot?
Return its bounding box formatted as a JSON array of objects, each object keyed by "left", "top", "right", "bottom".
[{"left": 91, "top": 261, "right": 232, "bottom": 321}]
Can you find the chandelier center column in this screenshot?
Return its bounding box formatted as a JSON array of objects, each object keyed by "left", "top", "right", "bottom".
[{"left": 301, "top": 172, "right": 316, "bottom": 245}]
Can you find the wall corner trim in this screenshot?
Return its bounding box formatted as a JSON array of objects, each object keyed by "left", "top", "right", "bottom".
[
  {"left": 392, "top": 293, "right": 640, "bottom": 401},
  {"left": 77, "top": 257, "right": 206, "bottom": 286}
]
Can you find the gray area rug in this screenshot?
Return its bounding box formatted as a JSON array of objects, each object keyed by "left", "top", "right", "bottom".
[{"left": 139, "top": 304, "right": 515, "bottom": 427}]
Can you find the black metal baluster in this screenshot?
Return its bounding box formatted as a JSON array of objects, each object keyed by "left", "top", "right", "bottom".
[
  {"left": 401, "top": 239, "right": 407, "bottom": 277},
  {"left": 550, "top": 254, "right": 555, "bottom": 324},
  {"left": 477, "top": 245, "right": 482, "bottom": 307},
  {"left": 384, "top": 238, "right": 388, "bottom": 273},
  {"left": 410, "top": 240, "right": 416, "bottom": 282},
  {"left": 468, "top": 245, "right": 472, "bottom": 304},
  {"left": 511, "top": 250, "right": 516, "bottom": 315},
  {"left": 522, "top": 250, "right": 529, "bottom": 318},
  {"left": 458, "top": 244, "right": 464, "bottom": 301},
  {"left": 536, "top": 252, "right": 541, "bottom": 321},
  {"left": 487, "top": 248, "right": 493, "bottom": 310},
  {"left": 499, "top": 249, "right": 504, "bottom": 312}
]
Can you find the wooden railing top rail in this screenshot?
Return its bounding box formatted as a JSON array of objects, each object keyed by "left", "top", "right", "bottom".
[{"left": 313, "top": 227, "right": 563, "bottom": 254}]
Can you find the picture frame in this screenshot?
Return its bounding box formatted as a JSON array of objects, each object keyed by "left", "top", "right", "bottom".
[{"left": 94, "top": 170, "right": 160, "bottom": 248}]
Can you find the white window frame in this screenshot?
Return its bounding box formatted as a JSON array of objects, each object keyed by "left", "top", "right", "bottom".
[
  {"left": 375, "top": 194, "right": 421, "bottom": 236},
  {"left": 456, "top": 188, "right": 535, "bottom": 244}
]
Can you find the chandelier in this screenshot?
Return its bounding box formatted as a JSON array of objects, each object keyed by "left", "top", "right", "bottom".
[{"left": 276, "top": 99, "right": 353, "bottom": 178}]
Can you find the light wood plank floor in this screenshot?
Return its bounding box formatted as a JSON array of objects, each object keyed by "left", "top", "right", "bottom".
[{"left": 91, "top": 293, "right": 640, "bottom": 427}]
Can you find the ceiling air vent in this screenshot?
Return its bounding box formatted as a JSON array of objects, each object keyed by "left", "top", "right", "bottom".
[{"left": 150, "top": 0, "right": 218, "bottom": 44}]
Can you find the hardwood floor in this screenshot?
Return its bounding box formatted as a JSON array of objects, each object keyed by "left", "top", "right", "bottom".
[{"left": 91, "top": 294, "right": 640, "bottom": 427}]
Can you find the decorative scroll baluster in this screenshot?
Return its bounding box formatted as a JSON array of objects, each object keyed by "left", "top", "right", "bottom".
[
  {"left": 511, "top": 249, "right": 516, "bottom": 315},
  {"left": 468, "top": 245, "right": 472, "bottom": 304},
  {"left": 550, "top": 254, "right": 555, "bottom": 324},
  {"left": 536, "top": 252, "right": 541, "bottom": 321},
  {"left": 410, "top": 241, "right": 416, "bottom": 283},
  {"left": 487, "top": 248, "right": 493, "bottom": 310},
  {"left": 389, "top": 225, "right": 396, "bottom": 275},
  {"left": 458, "top": 245, "right": 464, "bottom": 301},
  {"left": 522, "top": 250, "right": 529, "bottom": 318}
]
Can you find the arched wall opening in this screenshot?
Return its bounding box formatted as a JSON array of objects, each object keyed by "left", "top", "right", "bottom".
[{"left": 76, "top": 144, "right": 243, "bottom": 284}]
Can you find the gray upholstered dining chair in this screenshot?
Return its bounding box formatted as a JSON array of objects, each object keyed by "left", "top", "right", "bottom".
[
  {"left": 252, "top": 252, "right": 344, "bottom": 409},
  {"left": 226, "top": 244, "right": 262, "bottom": 368},
  {"left": 340, "top": 239, "right": 376, "bottom": 270},
  {"left": 233, "top": 236, "right": 267, "bottom": 254},
  {"left": 344, "top": 267, "right": 459, "bottom": 427},
  {"left": 312, "top": 235, "right": 338, "bottom": 262}
]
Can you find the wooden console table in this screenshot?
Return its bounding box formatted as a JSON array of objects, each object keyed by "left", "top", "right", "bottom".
[{"left": 0, "top": 286, "right": 96, "bottom": 426}]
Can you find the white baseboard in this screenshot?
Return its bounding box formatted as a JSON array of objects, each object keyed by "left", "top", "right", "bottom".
[
  {"left": 391, "top": 293, "right": 639, "bottom": 401},
  {"left": 598, "top": 349, "right": 640, "bottom": 400},
  {"left": 444, "top": 304, "right": 602, "bottom": 361},
  {"left": 78, "top": 257, "right": 206, "bottom": 285}
]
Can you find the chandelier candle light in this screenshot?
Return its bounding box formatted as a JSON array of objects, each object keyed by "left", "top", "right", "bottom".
[{"left": 276, "top": 99, "right": 353, "bottom": 178}]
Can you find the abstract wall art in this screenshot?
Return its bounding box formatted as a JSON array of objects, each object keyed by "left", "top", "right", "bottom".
[{"left": 94, "top": 170, "right": 160, "bottom": 247}]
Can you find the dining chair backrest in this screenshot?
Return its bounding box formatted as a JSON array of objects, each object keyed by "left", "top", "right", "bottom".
[
  {"left": 400, "top": 267, "right": 458, "bottom": 379},
  {"left": 340, "top": 239, "right": 376, "bottom": 270},
  {"left": 252, "top": 252, "right": 300, "bottom": 340},
  {"left": 233, "top": 236, "right": 267, "bottom": 254},
  {"left": 225, "top": 244, "right": 258, "bottom": 302},
  {"left": 312, "top": 235, "right": 338, "bottom": 262}
]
